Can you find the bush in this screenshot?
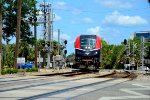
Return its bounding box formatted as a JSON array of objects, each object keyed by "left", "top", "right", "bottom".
[
  {"left": 1, "top": 70, "right": 6, "bottom": 75},
  {"left": 26, "top": 68, "right": 32, "bottom": 72},
  {"left": 1, "top": 67, "right": 38, "bottom": 75},
  {"left": 1, "top": 68, "right": 18, "bottom": 75},
  {"left": 31, "top": 67, "right": 38, "bottom": 72}
]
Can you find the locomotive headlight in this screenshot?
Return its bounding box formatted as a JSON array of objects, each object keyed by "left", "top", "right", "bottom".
[{"left": 95, "top": 52, "right": 98, "bottom": 54}]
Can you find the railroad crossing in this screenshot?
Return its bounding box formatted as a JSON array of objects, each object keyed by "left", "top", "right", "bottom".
[{"left": 0, "top": 70, "right": 149, "bottom": 100}]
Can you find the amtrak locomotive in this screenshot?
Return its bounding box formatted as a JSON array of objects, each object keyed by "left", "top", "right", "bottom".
[{"left": 74, "top": 35, "right": 102, "bottom": 70}]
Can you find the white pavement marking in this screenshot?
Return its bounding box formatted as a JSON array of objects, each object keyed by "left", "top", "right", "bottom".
[{"left": 98, "top": 83, "right": 150, "bottom": 100}]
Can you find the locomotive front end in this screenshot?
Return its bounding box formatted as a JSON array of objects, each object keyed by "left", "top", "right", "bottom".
[{"left": 75, "top": 35, "right": 101, "bottom": 70}]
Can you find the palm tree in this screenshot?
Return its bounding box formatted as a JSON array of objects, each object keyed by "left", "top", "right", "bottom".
[{"left": 14, "top": 0, "right": 22, "bottom": 68}]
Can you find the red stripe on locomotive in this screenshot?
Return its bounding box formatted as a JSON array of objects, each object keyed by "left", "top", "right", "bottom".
[
  {"left": 95, "top": 35, "right": 101, "bottom": 49},
  {"left": 75, "top": 36, "right": 80, "bottom": 48}
]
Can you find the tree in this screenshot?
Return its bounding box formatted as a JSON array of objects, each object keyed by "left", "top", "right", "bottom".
[
  {"left": 2, "top": 0, "right": 37, "bottom": 45},
  {"left": 3, "top": 44, "right": 15, "bottom": 67},
  {"left": 0, "top": 0, "right": 3, "bottom": 74},
  {"left": 2, "top": 0, "right": 16, "bottom": 44},
  {"left": 14, "top": 0, "right": 22, "bottom": 68}
]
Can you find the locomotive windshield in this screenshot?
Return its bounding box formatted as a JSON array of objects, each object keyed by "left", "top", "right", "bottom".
[{"left": 80, "top": 36, "right": 96, "bottom": 49}]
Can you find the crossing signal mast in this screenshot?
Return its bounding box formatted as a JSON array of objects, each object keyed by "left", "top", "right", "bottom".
[
  {"left": 124, "top": 39, "right": 131, "bottom": 70},
  {"left": 38, "top": 0, "right": 54, "bottom": 68}
]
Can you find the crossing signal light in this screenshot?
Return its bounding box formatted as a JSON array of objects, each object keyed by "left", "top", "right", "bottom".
[
  {"left": 28, "top": 17, "right": 33, "bottom": 22},
  {"left": 124, "top": 39, "right": 127, "bottom": 45},
  {"left": 64, "top": 50, "right": 67, "bottom": 54},
  {"left": 42, "top": 42, "right": 45, "bottom": 47},
  {"left": 64, "top": 40, "right": 67, "bottom": 45},
  {"left": 34, "top": 17, "right": 37, "bottom": 22},
  {"left": 47, "top": 41, "right": 50, "bottom": 47}
]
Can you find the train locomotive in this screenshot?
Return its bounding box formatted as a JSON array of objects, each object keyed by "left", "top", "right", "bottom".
[{"left": 74, "top": 35, "right": 102, "bottom": 70}]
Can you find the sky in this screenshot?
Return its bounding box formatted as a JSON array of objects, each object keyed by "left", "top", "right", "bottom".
[{"left": 9, "top": 0, "right": 150, "bottom": 55}]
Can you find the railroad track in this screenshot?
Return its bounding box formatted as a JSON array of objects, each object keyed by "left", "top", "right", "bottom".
[
  {"left": 36, "top": 70, "right": 94, "bottom": 77},
  {"left": 19, "top": 70, "right": 136, "bottom": 100},
  {"left": 19, "top": 78, "right": 116, "bottom": 100},
  {"left": 36, "top": 71, "right": 75, "bottom": 76},
  {"left": 0, "top": 70, "right": 137, "bottom": 93},
  {"left": 62, "top": 72, "right": 91, "bottom": 77},
  {"left": 94, "top": 71, "right": 116, "bottom": 78},
  {"left": 94, "top": 70, "right": 137, "bottom": 79}
]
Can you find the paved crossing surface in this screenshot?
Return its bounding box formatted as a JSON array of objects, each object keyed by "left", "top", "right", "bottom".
[{"left": 0, "top": 74, "right": 149, "bottom": 100}]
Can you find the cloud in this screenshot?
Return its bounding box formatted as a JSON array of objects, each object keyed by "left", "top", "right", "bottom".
[
  {"left": 103, "top": 11, "right": 148, "bottom": 26},
  {"left": 87, "top": 26, "right": 101, "bottom": 35},
  {"left": 61, "top": 34, "right": 71, "bottom": 40},
  {"left": 54, "top": 14, "right": 62, "bottom": 21},
  {"left": 54, "top": 1, "right": 67, "bottom": 10},
  {"left": 53, "top": 31, "right": 71, "bottom": 41},
  {"left": 53, "top": 1, "right": 81, "bottom": 15},
  {"left": 83, "top": 17, "right": 94, "bottom": 23},
  {"left": 96, "top": 0, "right": 133, "bottom": 9}
]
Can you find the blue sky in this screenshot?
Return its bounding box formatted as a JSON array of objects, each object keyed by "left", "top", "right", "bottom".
[
  {"left": 9, "top": 0, "right": 150, "bottom": 55},
  {"left": 36, "top": 0, "right": 150, "bottom": 55}
]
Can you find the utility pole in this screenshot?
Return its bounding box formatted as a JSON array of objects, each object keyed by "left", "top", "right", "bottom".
[
  {"left": 124, "top": 39, "right": 130, "bottom": 70},
  {"left": 132, "top": 42, "right": 136, "bottom": 66},
  {"left": 58, "top": 29, "right": 60, "bottom": 55},
  {"left": 34, "top": 4, "right": 38, "bottom": 68},
  {"left": 47, "top": 7, "right": 51, "bottom": 68},
  {"left": 51, "top": 9, "right": 54, "bottom": 51},
  {"left": 128, "top": 40, "right": 131, "bottom": 70},
  {"left": 132, "top": 42, "right": 135, "bottom": 65},
  {"left": 43, "top": 0, "right": 46, "bottom": 68},
  {"left": 51, "top": 9, "right": 54, "bottom": 68},
  {"left": 141, "top": 37, "right": 145, "bottom": 68},
  {"left": 39, "top": 0, "right": 51, "bottom": 68},
  {"left": 0, "top": 0, "right": 2, "bottom": 74}
]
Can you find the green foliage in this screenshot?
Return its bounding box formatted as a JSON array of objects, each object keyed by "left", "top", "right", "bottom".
[
  {"left": 26, "top": 67, "right": 38, "bottom": 72},
  {"left": 101, "top": 39, "right": 125, "bottom": 69},
  {"left": 1, "top": 67, "right": 38, "bottom": 75},
  {"left": 101, "top": 37, "right": 150, "bottom": 69},
  {"left": 3, "top": 44, "right": 15, "bottom": 67},
  {"left": 1, "top": 68, "right": 18, "bottom": 75},
  {"left": 19, "top": 41, "right": 30, "bottom": 60},
  {"left": 2, "top": 0, "right": 37, "bottom": 44}
]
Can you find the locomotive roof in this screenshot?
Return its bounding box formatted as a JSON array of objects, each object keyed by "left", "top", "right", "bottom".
[{"left": 80, "top": 35, "right": 97, "bottom": 38}]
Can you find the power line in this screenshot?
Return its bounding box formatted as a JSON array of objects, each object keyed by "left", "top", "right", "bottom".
[{"left": 52, "top": 7, "right": 150, "bottom": 14}]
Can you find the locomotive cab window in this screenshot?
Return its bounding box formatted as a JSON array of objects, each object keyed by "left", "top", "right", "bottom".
[{"left": 80, "top": 38, "right": 96, "bottom": 49}]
